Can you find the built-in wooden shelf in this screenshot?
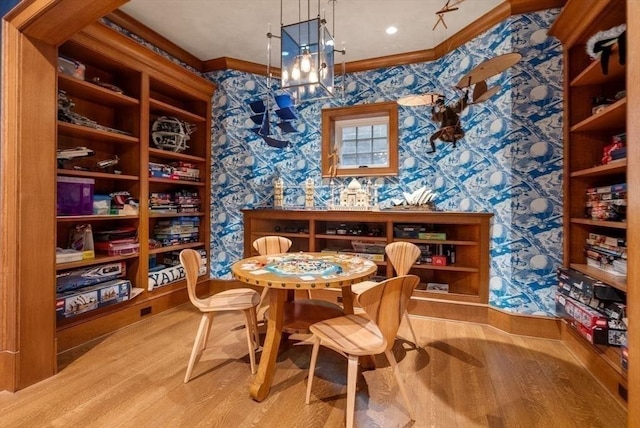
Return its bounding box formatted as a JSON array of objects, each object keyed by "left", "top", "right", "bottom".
[
  {"left": 149, "top": 242, "right": 205, "bottom": 255},
  {"left": 58, "top": 73, "right": 140, "bottom": 106},
  {"left": 570, "top": 161, "right": 627, "bottom": 178},
  {"left": 570, "top": 45, "right": 625, "bottom": 87},
  {"left": 570, "top": 218, "right": 627, "bottom": 229},
  {"left": 570, "top": 98, "right": 626, "bottom": 132},
  {"left": 570, "top": 263, "right": 627, "bottom": 293},
  {"left": 55, "top": 253, "right": 139, "bottom": 271},
  {"left": 149, "top": 98, "right": 206, "bottom": 123},
  {"left": 57, "top": 169, "right": 138, "bottom": 181}
]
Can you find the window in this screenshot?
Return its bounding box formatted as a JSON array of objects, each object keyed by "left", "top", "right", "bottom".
[{"left": 321, "top": 102, "right": 398, "bottom": 177}]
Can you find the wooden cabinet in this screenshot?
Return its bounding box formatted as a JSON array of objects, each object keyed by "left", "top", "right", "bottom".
[
  {"left": 549, "top": 0, "right": 628, "bottom": 405},
  {"left": 242, "top": 209, "right": 491, "bottom": 304},
  {"left": 54, "top": 24, "right": 214, "bottom": 351}
]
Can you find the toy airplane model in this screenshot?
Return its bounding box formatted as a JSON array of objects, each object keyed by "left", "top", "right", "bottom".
[{"left": 57, "top": 146, "right": 95, "bottom": 168}]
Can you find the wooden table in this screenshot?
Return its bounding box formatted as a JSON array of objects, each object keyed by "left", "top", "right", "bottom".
[{"left": 231, "top": 252, "right": 377, "bottom": 402}]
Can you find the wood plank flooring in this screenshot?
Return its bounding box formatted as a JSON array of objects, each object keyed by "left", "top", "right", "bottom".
[{"left": 0, "top": 304, "right": 627, "bottom": 427}]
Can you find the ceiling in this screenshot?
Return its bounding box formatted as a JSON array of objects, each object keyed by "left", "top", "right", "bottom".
[{"left": 119, "top": 0, "right": 504, "bottom": 65}]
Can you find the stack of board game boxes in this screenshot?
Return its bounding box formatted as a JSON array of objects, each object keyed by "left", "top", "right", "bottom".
[{"left": 556, "top": 267, "right": 627, "bottom": 347}]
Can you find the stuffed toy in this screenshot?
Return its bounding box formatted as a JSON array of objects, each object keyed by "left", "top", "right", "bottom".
[{"left": 586, "top": 24, "right": 626, "bottom": 75}]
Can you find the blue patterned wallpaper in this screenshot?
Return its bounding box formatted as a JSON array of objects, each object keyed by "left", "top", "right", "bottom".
[{"left": 206, "top": 9, "right": 563, "bottom": 316}]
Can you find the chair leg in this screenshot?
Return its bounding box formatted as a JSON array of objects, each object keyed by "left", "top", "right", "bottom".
[
  {"left": 346, "top": 354, "right": 359, "bottom": 428},
  {"left": 184, "top": 313, "right": 211, "bottom": 383},
  {"left": 305, "top": 336, "right": 321, "bottom": 404},
  {"left": 202, "top": 312, "right": 214, "bottom": 352},
  {"left": 243, "top": 309, "right": 257, "bottom": 374},
  {"left": 249, "top": 306, "right": 260, "bottom": 349},
  {"left": 385, "top": 349, "right": 415, "bottom": 421},
  {"left": 258, "top": 287, "right": 270, "bottom": 323},
  {"left": 404, "top": 311, "right": 418, "bottom": 346}
]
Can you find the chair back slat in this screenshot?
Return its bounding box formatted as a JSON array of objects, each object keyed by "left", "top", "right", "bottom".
[
  {"left": 179, "top": 249, "right": 205, "bottom": 309},
  {"left": 386, "top": 241, "right": 421, "bottom": 276},
  {"left": 356, "top": 275, "right": 419, "bottom": 351},
  {"left": 252, "top": 236, "right": 293, "bottom": 255}
]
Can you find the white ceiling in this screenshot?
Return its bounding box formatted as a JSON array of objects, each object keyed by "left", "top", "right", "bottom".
[{"left": 119, "top": 0, "right": 503, "bottom": 64}]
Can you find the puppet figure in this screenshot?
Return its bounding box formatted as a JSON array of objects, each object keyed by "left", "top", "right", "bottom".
[{"left": 428, "top": 92, "right": 468, "bottom": 153}]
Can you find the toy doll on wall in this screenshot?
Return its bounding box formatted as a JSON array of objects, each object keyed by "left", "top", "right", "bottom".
[{"left": 428, "top": 92, "right": 468, "bottom": 153}]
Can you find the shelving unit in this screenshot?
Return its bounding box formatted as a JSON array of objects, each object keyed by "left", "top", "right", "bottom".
[
  {"left": 549, "top": 0, "right": 628, "bottom": 406},
  {"left": 54, "top": 23, "right": 214, "bottom": 352},
  {"left": 242, "top": 209, "right": 492, "bottom": 305}
]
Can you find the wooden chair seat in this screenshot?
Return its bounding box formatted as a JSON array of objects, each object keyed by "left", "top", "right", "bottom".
[
  {"left": 309, "top": 314, "right": 385, "bottom": 356},
  {"left": 349, "top": 280, "right": 377, "bottom": 295},
  {"left": 199, "top": 288, "right": 260, "bottom": 312}
]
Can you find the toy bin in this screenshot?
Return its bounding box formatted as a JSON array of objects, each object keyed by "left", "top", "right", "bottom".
[{"left": 57, "top": 176, "right": 95, "bottom": 215}]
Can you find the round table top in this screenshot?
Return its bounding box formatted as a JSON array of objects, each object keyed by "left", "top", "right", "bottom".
[{"left": 231, "top": 252, "right": 378, "bottom": 290}]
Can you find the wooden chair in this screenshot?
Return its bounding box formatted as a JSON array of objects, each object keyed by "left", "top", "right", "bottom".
[
  {"left": 350, "top": 241, "right": 422, "bottom": 345},
  {"left": 180, "top": 249, "right": 261, "bottom": 383},
  {"left": 252, "top": 236, "right": 294, "bottom": 307},
  {"left": 305, "top": 274, "right": 420, "bottom": 428}
]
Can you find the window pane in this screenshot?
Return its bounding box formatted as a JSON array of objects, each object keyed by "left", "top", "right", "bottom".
[
  {"left": 373, "top": 152, "right": 388, "bottom": 166},
  {"left": 358, "top": 139, "right": 372, "bottom": 152},
  {"left": 357, "top": 153, "right": 373, "bottom": 165},
  {"left": 342, "top": 127, "right": 357, "bottom": 140},
  {"left": 372, "top": 124, "right": 387, "bottom": 138},
  {"left": 372, "top": 138, "right": 387, "bottom": 151},
  {"left": 342, "top": 153, "right": 358, "bottom": 166},
  {"left": 342, "top": 141, "right": 357, "bottom": 154},
  {"left": 357, "top": 126, "right": 372, "bottom": 139}
]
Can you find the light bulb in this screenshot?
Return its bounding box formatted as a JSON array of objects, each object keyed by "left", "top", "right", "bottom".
[
  {"left": 291, "top": 60, "right": 301, "bottom": 81},
  {"left": 309, "top": 68, "right": 319, "bottom": 83},
  {"left": 301, "top": 49, "right": 312, "bottom": 73},
  {"left": 309, "top": 84, "right": 316, "bottom": 94},
  {"left": 282, "top": 69, "right": 289, "bottom": 84}
]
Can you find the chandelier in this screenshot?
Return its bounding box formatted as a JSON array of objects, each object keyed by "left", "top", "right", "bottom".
[{"left": 267, "top": 0, "right": 345, "bottom": 102}]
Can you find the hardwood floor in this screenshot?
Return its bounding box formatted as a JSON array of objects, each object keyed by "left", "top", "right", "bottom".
[{"left": 0, "top": 304, "right": 626, "bottom": 427}]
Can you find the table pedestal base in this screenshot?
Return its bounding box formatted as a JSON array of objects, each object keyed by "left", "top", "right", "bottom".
[{"left": 283, "top": 299, "right": 344, "bottom": 334}]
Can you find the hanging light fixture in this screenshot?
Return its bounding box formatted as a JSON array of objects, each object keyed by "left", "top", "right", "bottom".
[{"left": 267, "top": 0, "right": 346, "bottom": 102}]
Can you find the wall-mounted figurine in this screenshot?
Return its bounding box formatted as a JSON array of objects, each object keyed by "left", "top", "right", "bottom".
[
  {"left": 398, "top": 52, "right": 521, "bottom": 153},
  {"left": 428, "top": 93, "right": 468, "bottom": 153}
]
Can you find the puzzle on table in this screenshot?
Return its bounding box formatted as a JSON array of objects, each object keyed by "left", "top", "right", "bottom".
[{"left": 266, "top": 255, "right": 342, "bottom": 276}]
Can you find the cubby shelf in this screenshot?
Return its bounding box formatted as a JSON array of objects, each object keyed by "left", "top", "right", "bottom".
[
  {"left": 243, "top": 209, "right": 492, "bottom": 305},
  {"left": 58, "top": 121, "right": 139, "bottom": 144},
  {"left": 550, "top": 0, "right": 628, "bottom": 405},
  {"left": 53, "top": 23, "right": 214, "bottom": 353}
]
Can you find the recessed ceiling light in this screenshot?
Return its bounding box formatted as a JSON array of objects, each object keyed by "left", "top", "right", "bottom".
[{"left": 386, "top": 26, "right": 398, "bottom": 35}]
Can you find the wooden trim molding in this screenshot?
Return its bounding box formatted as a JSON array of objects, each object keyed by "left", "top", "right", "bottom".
[
  {"left": 105, "top": 10, "right": 204, "bottom": 72},
  {"left": 626, "top": 0, "right": 640, "bottom": 420},
  {"left": 6, "top": 0, "right": 128, "bottom": 46},
  {"left": 202, "top": 57, "right": 276, "bottom": 76},
  {"left": 110, "top": 0, "right": 567, "bottom": 76},
  {"left": 1, "top": 17, "right": 58, "bottom": 392}
]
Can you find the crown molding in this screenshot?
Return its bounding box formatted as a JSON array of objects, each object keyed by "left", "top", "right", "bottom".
[
  {"left": 113, "top": 0, "right": 567, "bottom": 76},
  {"left": 104, "top": 10, "right": 204, "bottom": 71}
]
